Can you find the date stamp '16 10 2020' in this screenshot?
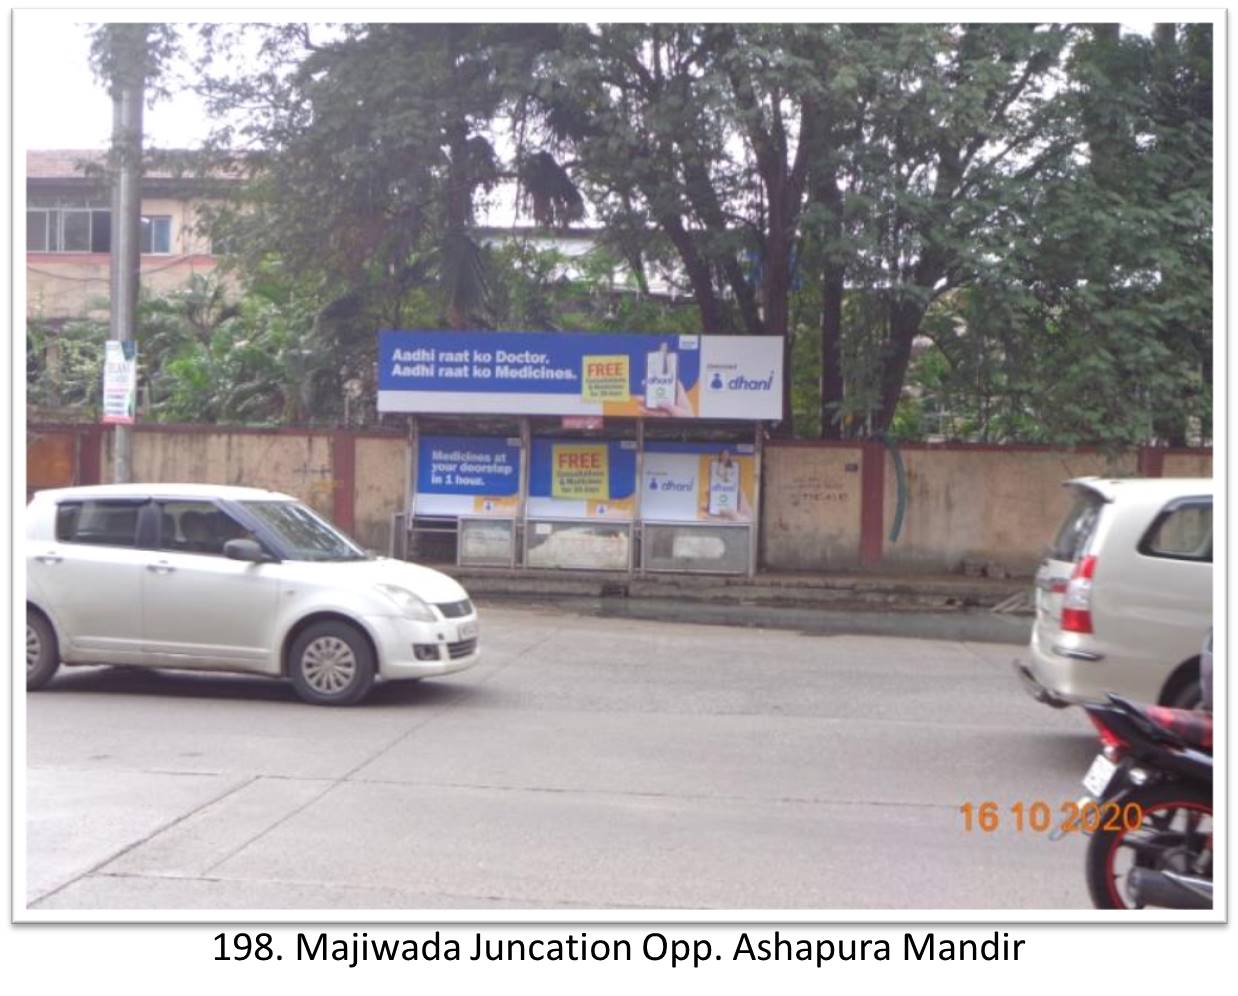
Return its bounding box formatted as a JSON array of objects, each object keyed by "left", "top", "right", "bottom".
[{"left": 960, "top": 801, "right": 1145, "bottom": 834}]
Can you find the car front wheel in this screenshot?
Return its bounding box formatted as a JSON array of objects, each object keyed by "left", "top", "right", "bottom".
[
  {"left": 288, "top": 621, "right": 375, "bottom": 706},
  {"left": 26, "top": 610, "right": 60, "bottom": 690}
]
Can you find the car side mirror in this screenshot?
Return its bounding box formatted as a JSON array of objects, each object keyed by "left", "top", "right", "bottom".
[{"left": 224, "top": 538, "right": 275, "bottom": 563}]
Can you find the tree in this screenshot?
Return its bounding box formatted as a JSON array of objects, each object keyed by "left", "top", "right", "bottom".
[
  {"left": 543, "top": 25, "right": 1077, "bottom": 434},
  {"left": 800, "top": 24, "right": 1074, "bottom": 437},
  {"left": 539, "top": 25, "right": 830, "bottom": 423},
  {"left": 939, "top": 23, "right": 1213, "bottom": 447},
  {"left": 1075, "top": 23, "right": 1212, "bottom": 445},
  {"left": 196, "top": 23, "right": 580, "bottom": 334},
  {"left": 179, "top": 21, "right": 1209, "bottom": 443}
]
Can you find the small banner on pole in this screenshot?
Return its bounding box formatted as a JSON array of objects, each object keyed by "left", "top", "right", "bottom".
[{"left": 102, "top": 340, "right": 137, "bottom": 425}]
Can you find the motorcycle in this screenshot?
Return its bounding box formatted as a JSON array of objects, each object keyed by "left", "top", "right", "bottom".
[{"left": 1062, "top": 694, "right": 1212, "bottom": 909}]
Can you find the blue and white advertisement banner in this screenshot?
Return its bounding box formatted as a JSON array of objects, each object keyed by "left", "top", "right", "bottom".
[
  {"left": 527, "top": 438, "right": 638, "bottom": 520},
  {"left": 378, "top": 330, "right": 782, "bottom": 420},
  {"left": 642, "top": 441, "right": 756, "bottom": 523},
  {"left": 413, "top": 435, "right": 521, "bottom": 517}
]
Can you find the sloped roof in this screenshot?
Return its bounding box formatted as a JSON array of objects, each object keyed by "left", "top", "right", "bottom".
[
  {"left": 26, "top": 149, "right": 106, "bottom": 179},
  {"left": 26, "top": 148, "right": 250, "bottom": 182}
]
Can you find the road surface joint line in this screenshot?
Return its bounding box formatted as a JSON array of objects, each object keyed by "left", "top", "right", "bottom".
[
  {"left": 28, "top": 774, "right": 258, "bottom": 908},
  {"left": 27, "top": 765, "right": 228, "bottom": 778},
  {"left": 199, "top": 779, "right": 353, "bottom": 876},
  {"left": 196, "top": 636, "right": 549, "bottom": 877},
  {"left": 79, "top": 869, "right": 667, "bottom": 910},
  {"left": 327, "top": 773, "right": 963, "bottom": 811}
]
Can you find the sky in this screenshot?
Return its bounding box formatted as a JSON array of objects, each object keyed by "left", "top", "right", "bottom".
[
  {"left": 16, "top": 12, "right": 1165, "bottom": 154},
  {"left": 18, "top": 14, "right": 219, "bottom": 151}
]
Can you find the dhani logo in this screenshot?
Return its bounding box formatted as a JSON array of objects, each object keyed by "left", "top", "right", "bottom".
[
  {"left": 707, "top": 366, "right": 776, "bottom": 392},
  {"left": 720, "top": 371, "right": 776, "bottom": 391},
  {"left": 648, "top": 473, "right": 693, "bottom": 493}
]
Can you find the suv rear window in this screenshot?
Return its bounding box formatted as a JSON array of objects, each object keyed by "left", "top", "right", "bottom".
[
  {"left": 1139, "top": 499, "right": 1212, "bottom": 562},
  {"left": 1049, "top": 490, "right": 1104, "bottom": 562},
  {"left": 55, "top": 500, "right": 142, "bottom": 547}
]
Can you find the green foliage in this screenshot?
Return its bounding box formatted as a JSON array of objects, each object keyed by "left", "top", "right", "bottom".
[
  {"left": 941, "top": 24, "right": 1213, "bottom": 447},
  {"left": 89, "top": 23, "right": 180, "bottom": 98},
  {"left": 141, "top": 274, "right": 322, "bottom": 424},
  {"left": 27, "top": 319, "right": 108, "bottom": 413},
  {"left": 77, "top": 21, "right": 1207, "bottom": 445},
  {"left": 788, "top": 320, "right": 822, "bottom": 438},
  {"left": 27, "top": 253, "right": 705, "bottom": 427},
  {"left": 486, "top": 240, "right": 700, "bottom": 335},
  {"left": 195, "top": 23, "right": 576, "bottom": 333}
]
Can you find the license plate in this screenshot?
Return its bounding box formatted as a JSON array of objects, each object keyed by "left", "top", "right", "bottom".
[
  {"left": 1082, "top": 753, "right": 1117, "bottom": 797},
  {"left": 457, "top": 620, "right": 478, "bottom": 641}
]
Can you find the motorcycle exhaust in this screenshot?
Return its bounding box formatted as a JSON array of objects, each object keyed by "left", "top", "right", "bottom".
[{"left": 1127, "top": 868, "right": 1212, "bottom": 909}]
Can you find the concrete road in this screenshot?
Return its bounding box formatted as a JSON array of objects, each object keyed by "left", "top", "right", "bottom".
[{"left": 25, "top": 603, "right": 1097, "bottom": 910}]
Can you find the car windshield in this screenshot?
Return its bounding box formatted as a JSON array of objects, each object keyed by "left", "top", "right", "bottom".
[{"left": 240, "top": 501, "right": 370, "bottom": 561}]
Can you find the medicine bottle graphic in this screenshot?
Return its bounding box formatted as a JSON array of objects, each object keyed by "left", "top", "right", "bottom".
[
  {"left": 645, "top": 342, "right": 678, "bottom": 410},
  {"left": 708, "top": 450, "right": 741, "bottom": 517}
]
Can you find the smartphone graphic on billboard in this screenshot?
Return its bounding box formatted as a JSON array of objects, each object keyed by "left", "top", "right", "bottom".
[
  {"left": 645, "top": 342, "right": 678, "bottom": 410},
  {"left": 708, "top": 452, "right": 741, "bottom": 517}
]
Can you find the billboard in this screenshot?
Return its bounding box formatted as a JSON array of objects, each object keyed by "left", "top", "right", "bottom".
[
  {"left": 642, "top": 441, "right": 756, "bottom": 522},
  {"left": 377, "top": 330, "right": 782, "bottom": 420},
  {"left": 528, "top": 438, "right": 637, "bottom": 520},
  {"left": 412, "top": 435, "right": 521, "bottom": 517}
]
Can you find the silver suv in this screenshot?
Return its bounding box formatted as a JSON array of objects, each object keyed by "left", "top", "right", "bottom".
[{"left": 1015, "top": 477, "right": 1212, "bottom": 709}]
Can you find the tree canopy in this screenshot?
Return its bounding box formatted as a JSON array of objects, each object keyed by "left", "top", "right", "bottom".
[{"left": 41, "top": 20, "right": 1210, "bottom": 445}]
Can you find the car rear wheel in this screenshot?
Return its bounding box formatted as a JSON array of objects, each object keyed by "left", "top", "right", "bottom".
[
  {"left": 288, "top": 621, "right": 375, "bottom": 706},
  {"left": 1160, "top": 660, "right": 1203, "bottom": 710},
  {"left": 1167, "top": 679, "right": 1203, "bottom": 710},
  {"left": 26, "top": 610, "right": 60, "bottom": 690}
]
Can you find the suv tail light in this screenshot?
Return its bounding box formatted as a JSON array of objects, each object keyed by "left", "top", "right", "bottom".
[{"left": 1061, "top": 554, "right": 1097, "bottom": 634}]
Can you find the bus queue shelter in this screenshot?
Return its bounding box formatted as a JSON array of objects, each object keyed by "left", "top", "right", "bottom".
[{"left": 377, "top": 330, "right": 784, "bottom": 577}]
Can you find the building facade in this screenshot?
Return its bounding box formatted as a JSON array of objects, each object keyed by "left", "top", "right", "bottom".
[{"left": 26, "top": 149, "right": 235, "bottom": 323}]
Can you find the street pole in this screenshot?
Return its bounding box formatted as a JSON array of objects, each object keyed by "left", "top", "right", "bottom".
[{"left": 108, "top": 26, "right": 145, "bottom": 483}]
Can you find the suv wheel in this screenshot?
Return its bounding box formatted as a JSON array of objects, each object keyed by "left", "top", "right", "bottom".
[
  {"left": 1160, "top": 660, "right": 1203, "bottom": 710},
  {"left": 288, "top": 621, "right": 375, "bottom": 706},
  {"left": 1166, "top": 678, "right": 1203, "bottom": 710},
  {"left": 26, "top": 610, "right": 60, "bottom": 690}
]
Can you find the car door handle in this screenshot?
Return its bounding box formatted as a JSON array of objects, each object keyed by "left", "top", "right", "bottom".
[
  {"left": 146, "top": 561, "right": 176, "bottom": 574},
  {"left": 35, "top": 552, "right": 63, "bottom": 564}
]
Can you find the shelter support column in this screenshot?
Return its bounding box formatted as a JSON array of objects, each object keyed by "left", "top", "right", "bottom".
[
  {"left": 634, "top": 418, "right": 646, "bottom": 574},
  {"left": 749, "top": 422, "right": 763, "bottom": 578},
  {"left": 518, "top": 417, "right": 531, "bottom": 565}
]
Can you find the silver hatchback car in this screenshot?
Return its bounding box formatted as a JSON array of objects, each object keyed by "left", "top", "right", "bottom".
[{"left": 26, "top": 484, "right": 480, "bottom": 705}]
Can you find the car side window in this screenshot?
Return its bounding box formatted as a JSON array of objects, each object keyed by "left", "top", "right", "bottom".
[
  {"left": 158, "top": 500, "right": 255, "bottom": 556},
  {"left": 1139, "top": 499, "right": 1212, "bottom": 562},
  {"left": 55, "top": 500, "right": 143, "bottom": 547}
]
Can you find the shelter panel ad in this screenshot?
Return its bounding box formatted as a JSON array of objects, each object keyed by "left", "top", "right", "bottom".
[{"left": 414, "top": 435, "right": 521, "bottom": 517}]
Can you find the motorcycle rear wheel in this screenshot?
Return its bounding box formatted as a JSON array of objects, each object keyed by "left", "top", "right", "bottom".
[{"left": 1085, "top": 783, "right": 1212, "bottom": 909}]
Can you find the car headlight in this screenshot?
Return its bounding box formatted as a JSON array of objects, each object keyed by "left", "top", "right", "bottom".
[{"left": 375, "top": 584, "right": 437, "bottom": 622}]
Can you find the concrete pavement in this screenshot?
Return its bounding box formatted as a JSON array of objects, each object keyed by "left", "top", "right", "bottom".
[{"left": 25, "top": 602, "right": 1095, "bottom": 910}]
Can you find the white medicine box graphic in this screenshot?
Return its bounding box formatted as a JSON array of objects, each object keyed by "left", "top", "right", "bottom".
[
  {"left": 645, "top": 343, "right": 678, "bottom": 410},
  {"left": 708, "top": 456, "right": 741, "bottom": 516}
]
